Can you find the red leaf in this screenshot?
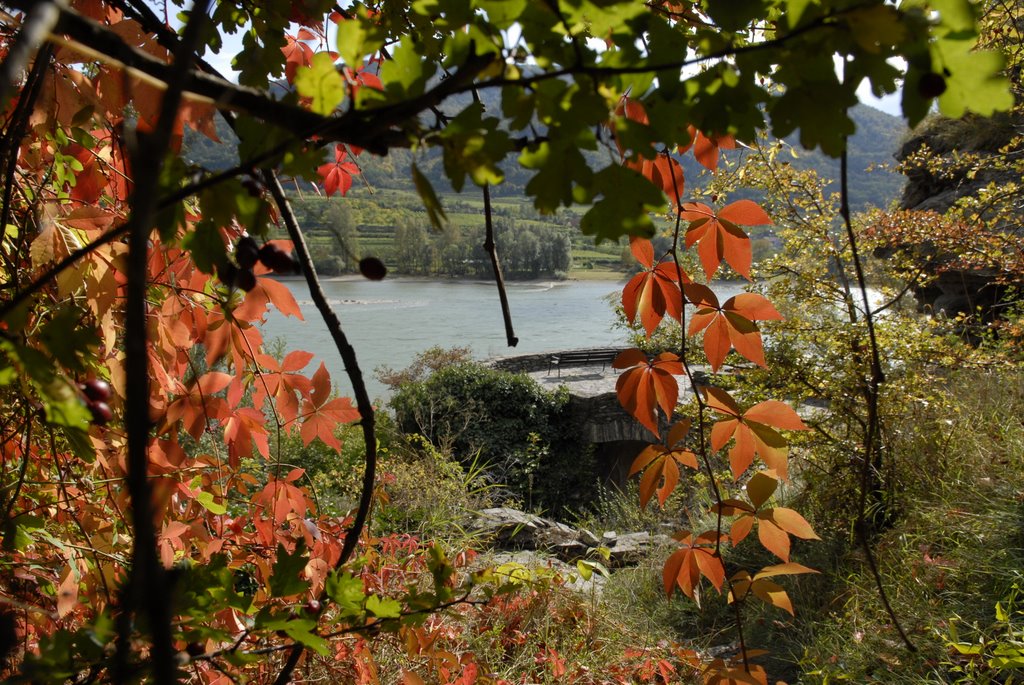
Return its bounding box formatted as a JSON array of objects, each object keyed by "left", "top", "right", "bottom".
[
  {"left": 622, "top": 240, "right": 688, "bottom": 336},
  {"left": 317, "top": 145, "right": 360, "bottom": 196},
  {"left": 685, "top": 288, "right": 782, "bottom": 371},
  {"left": 681, "top": 200, "right": 771, "bottom": 280},
  {"left": 614, "top": 350, "right": 683, "bottom": 437},
  {"left": 299, "top": 363, "right": 361, "bottom": 449}
]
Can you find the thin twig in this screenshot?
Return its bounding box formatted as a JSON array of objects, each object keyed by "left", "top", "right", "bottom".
[
  {"left": 838, "top": 105, "right": 915, "bottom": 653},
  {"left": 262, "top": 172, "right": 378, "bottom": 685}
]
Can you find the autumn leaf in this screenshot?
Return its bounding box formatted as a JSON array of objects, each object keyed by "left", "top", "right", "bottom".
[
  {"left": 681, "top": 200, "right": 771, "bottom": 280},
  {"left": 703, "top": 386, "right": 808, "bottom": 480},
  {"left": 282, "top": 33, "right": 315, "bottom": 83},
  {"left": 621, "top": 237, "right": 688, "bottom": 336},
  {"left": 299, "top": 363, "right": 361, "bottom": 449},
  {"left": 663, "top": 530, "right": 726, "bottom": 601},
  {"left": 629, "top": 419, "right": 698, "bottom": 508},
  {"left": 729, "top": 563, "right": 818, "bottom": 615},
  {"left": 685, "top": 284, "right": 782, "bottom": 371},
  {"left": 317, "top": 144, "right": 361, "bottom": 197},
  {"left": 714, "top": 472, "right": 820, "bottom": 560},
  {"left": 252, "top": 350, "right": 314, "bottom": 425},
  {"left": 614, "top": 349, "right": 683, "bottom": 437},
  {"left": 678, "top": 126, "right": 737, "bottom": 172}
]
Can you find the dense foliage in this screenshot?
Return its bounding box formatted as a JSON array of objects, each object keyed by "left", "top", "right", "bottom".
[{"left": 0, "top": 0, "right": 1017, "bottom": 683}]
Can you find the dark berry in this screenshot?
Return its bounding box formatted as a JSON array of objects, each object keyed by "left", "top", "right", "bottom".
[
  {"left": 218, "top": 261, "right": 238, "bottom": 286},
  {"left": 258, "top": 243, "right": 284, "bottom": 267},
  {"left": 89, "top": 401, "right": 113, "bottom": 425},
  {"left": 236, "top": 269, "right": 257, "bottom": 292},
  {"left": 235, "top": 236, "right": 260, "bottom": 269},
  {"left": 304, "top": 599, "right": 321, "bottom": 615},
  {"left": 918, "top": 72, "right": 947, "bottom": 98},
  {"left": 80, "top": 379, "right": 112, "bottom": 403},
  {"left": 359, "top": 256, "right": 387, "bottom": 281},
  {"left": 185, "top": 642, "right": 205, "bottom": 657}
]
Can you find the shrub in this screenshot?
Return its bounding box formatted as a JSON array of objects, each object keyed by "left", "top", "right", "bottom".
[{"left": 388, "top": 361, "right": 598, "bottom": 515}]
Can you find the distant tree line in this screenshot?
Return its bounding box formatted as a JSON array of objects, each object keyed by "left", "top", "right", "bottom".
[
  {"left": 290, "top": 197, "right": 573, "bottom": 279},
  {"left": 394, "top": 218, "right": 573, "bottom": 279}
]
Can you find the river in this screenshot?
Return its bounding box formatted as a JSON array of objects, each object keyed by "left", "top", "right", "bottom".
[{"left": 259, "top": 277, "right": 747, "bottom": 400}]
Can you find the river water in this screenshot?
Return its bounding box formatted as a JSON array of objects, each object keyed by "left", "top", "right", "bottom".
[{"left": 259, "top": 278, "right": 746, "bottom": 400}]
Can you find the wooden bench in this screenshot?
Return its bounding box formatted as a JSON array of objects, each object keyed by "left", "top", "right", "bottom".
[{"left": 547, "top": 349, "right": 621, "bottom": 377}]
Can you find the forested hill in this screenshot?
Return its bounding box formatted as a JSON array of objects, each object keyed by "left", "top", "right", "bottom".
[{"left": 184, "top": 103, "right": 905, "bottom": 212}]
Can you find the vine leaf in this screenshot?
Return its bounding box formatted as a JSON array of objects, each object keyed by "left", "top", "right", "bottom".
[
  {"left": 317, "top": 145, "right": 361, "bottom": 197},
  {"left": 703, "top": 387, "right": 808, "bottom": 480},
  {"left": 680, "top": 200, "right": 771, "bottom": 280},
  {"left": 614, "top": 349, "right": 683, "bottom": 438},
  {"left": 678, "top": 126, "right": 737, "bottom": 172},
  {"left": 300, "top": 363, "right": 361, "bottom": 449},
  {"left": 684, "top": 285, "right": 782, "bottom": 371},
  {"left": 622, "top": 237, "right": 688, "bottom": 336},
  {"left": 253, "top": 351, "right": 314, "bottom": 425},
  {"left": 729, "top": 563, "right": 819, "bottom": 616},
  {"left": 663, "top": 530, "right": 726, "bottom": 602},
  {"left": 714, "top": 472, "right": 820, "bottom": 561},
  {"left": 630, "top": 419, "right": 698, "bottom": 509}
]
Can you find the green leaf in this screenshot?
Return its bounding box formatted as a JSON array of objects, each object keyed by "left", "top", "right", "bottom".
[
  {"left": 336, "top": 7, "right": 387, "bottom": 68},
  {"left": 325, "top": 570, "right": 366, "bottom": 616},
  {"left": 381, "top": 38, "right": 430, "bottom": 99},
  {"left": 366, "top": 594, "right": 402, "bottom": 619},
  {"left": 412, "top": 164, "right": 448, "bottom": 231},
  {"left": 193, "top": 489, "right": 227, "bottom": 515},
  {"left": 294, "top": 52, "right": 345, "bottom": 115},
  {"left": 579, "top": 164, "right": 665, "bottom": 243},
  {"left": 269, "top": 542, "right": 309, "bottom": 598},
  {"left": 2, "top": 514, "right": 46, "bottom": 552},
  {"left": 181, "top": 220, "right": 227, "bottom": 275},
  {"left": 39, "top": 308, "right": 99, "bottom": 374},
  {"left": 935, "top": 39, "right": 1013, "bottom": 118}
]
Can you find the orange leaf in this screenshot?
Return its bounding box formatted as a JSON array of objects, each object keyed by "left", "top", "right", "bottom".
[
  {"left": 622, "top": 241, "right": 687, "bottom": 336},
  {"left": 299, "top": 363, "right": 361, "bottom": 449},
  {"left": 703, "top": 387, "right": 807, "bottom": 480},
  {"left": 768, "top": 507, "right": 820, "bottom": 540},
  {"left": 615, "top": 350, "right": 683, "bottom": 437},
  {"left": 685, "top": 288, "right": 782, "bottom": 372},
  {"left": 681, "top": 200, "right": 770, "bottom": 280}
]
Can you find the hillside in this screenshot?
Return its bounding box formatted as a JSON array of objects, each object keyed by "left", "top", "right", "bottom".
[{"left": 183, "top": 104, "right": 906, "bottom": 214}]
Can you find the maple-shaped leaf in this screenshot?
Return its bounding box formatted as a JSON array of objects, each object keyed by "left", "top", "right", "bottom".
[
  {"left": 317, "top": 145, "right": 360, "bottom": 197},
  {"left": 729, "top": 563, "right": 818, "bottom": 616},
  {"left": 252, "top": 351, "right": 314, "bottom": 424},
  {"left": 614, "top": 349, "right": 683, "bottom": 438},
  {"left": 299, "top": 363, "right": 360, "bottom": 449},
  {"left": 703, "top": 387, "right": 808, "bottom": 480},
  {"left": 684, "top": 284, "right": 782, "bottom": 371},
  {"left": 663, "top": 529, "right": 726, "bottom": 601},
  {"left": 629, "top": 419, "right": 698, "bottom": 509},
  {"left": 622, "top": 237, "right": 688, "bottom": 337},
  {"left": 680, "top": 200, "right": 771, "bottom": 280},
  {"left": 678, "top": 126, "right": 737, "bottom": 172}
]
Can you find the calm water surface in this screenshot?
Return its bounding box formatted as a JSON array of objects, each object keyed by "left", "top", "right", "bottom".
[{"left": 260, "top": 278, "right": 745, "bottom": 400}]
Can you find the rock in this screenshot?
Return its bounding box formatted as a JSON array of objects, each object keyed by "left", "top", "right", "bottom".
[
  {"left": 472, "top": 507, "right": 601, "bottom": 562},
  {"left": 607, "top": 532, "right": 672, "bottom": 568}
]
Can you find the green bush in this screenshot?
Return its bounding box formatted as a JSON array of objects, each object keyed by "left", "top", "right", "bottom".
[{"left": 388, "top": 361, "right": 597, "bottom": 515}]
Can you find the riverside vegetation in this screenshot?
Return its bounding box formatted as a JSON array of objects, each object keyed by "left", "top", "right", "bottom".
[{"left": 2, "top": 1, "right": 1024, "bottom": 684}]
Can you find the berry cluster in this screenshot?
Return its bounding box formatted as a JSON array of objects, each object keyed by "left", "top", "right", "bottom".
[
  {"left": 80, "top": 379, "right": 112, "bottom": 425},
  {"left": 218, "top": 237, "right": 300, "bottom": 291}
]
